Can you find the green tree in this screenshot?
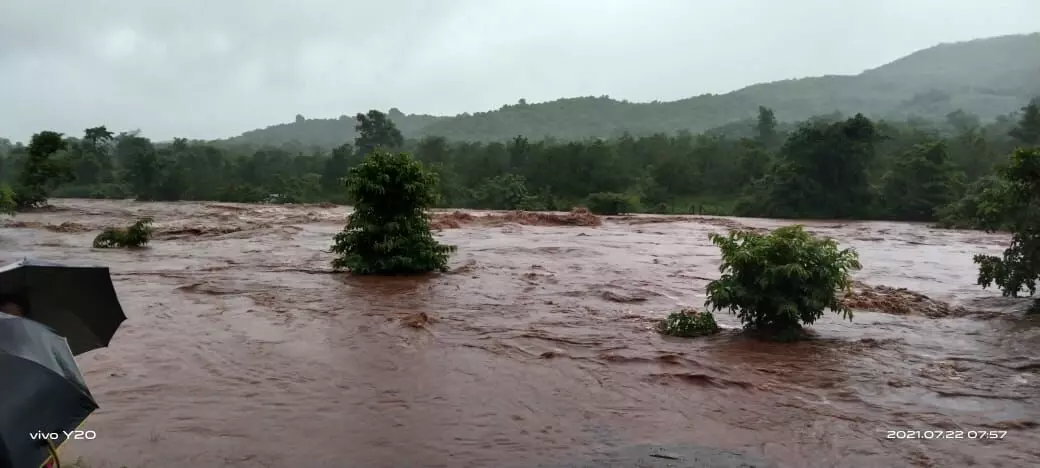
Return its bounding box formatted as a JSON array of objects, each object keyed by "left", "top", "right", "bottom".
[
  {"left": 507, "top": 135, "right": 531, "bottom": 169},
  {"left": 115, "top": 132, "right": 160, "bottom": 200},
  {"left": 67, "top": 126, "right": 115, "bottom": 186},
  {"left": 756, "top": 106, "right": 779, "bottom": 148},
  {"left": 879, "top": 141, "right": 963, "bottom": 221},
  {"left": 321, "top": 143, "right": 358, "bottom": 195},
  {"left": 14, "top": 131, "right": 73, "bottom": 209},
  {"left": 0, "top": 184, "right": 15, "bottom": 214},
  {"left": 736, "top": 139, "right": 771, "bottom": 185},
  {"left": 948, "top": 126, "right": 996, "bottom": 180},
  {"left": 737, "top": 114, "right": 879, "bottom": 219},
  {"left": 973, "top": 147, "right": 1040, "bottom": 311},
  {"left": 471, "top": 173, "right": 536, "bottom": 210},
  {"left": 355, "top": 110, "right": 404, "bottom": 156},
  {"left": 1009, "top": 100, "right": 1040, "bottom": 146},
  {"left": 585, "top": 192, "right": 634, "bottom": 215},
  {"left": 935, "top": 175, "right": 1007, "bottom": 229},
  {"left": 945, "top": 109, "right": 981, "bottom": 133},
  {"left": 416, "top": 136, "right": 453, "bottom": 165},
  {"left": 330, "top": 150, "right": 454, "bottom": 274},
  {"left": 705, "top": 225, "right": 861, "bottom": 339}
]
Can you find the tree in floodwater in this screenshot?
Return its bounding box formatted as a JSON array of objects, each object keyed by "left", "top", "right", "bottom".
[
  {"left": 15, "top": 131, "right": 73, "bottom": 209},
  {"left": 329, "top": 150, "right": 454, "bottom": 274},
  {"left": 973, "top": 147, "right": 1040, "bottom": 312},
  {"left": 93, "top": 217, "right": 154, "bottom": 249},
  {"left": 705, "top": 225, "right": 861, "bottom": 340}
]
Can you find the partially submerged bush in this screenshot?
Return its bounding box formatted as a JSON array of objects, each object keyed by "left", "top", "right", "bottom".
[
  {"left": 705, "top": 225, "right": 861, "bottom": 339},
  {"left": 93, "top": 217, "right": 154, "bottom": 248},
  {"left": 330, "top": 150, "right": 454, "bottom": 274},
  {"left": 658, "top": 309, "right": 720, "bottom": 337},
  {"left": 585, "top": 192, "right": 635, "bottom": 215}
]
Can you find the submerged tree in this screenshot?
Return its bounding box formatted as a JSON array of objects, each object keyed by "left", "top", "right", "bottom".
[
  {"left": 330, "top": 150, "right": 454, "bottom": 274},
  {"left": 973, "top": 147, "right": 1040, "bottom": 311},
  {"left": 93, "top": 217, "right": 154, "bottom": 248},
  {"left": 705, "top": 225, "right": 861, "bottom": 340}
]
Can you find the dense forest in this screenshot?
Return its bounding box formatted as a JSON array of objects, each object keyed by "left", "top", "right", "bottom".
[
  {"left": 1, "top": 98, "right": 1038, "bottom": 229},
  {"left": 220, "top": 33, "right": 1040, "bottom": 147}
]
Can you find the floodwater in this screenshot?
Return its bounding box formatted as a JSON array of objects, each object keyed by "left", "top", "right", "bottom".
[{"left": 1, "top": 199, "right": 1038, "bottom": 468}]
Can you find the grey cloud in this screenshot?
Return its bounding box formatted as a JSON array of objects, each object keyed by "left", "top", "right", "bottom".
[{"left": 1, "top": 0, "right": 1037, "bottom": 141}]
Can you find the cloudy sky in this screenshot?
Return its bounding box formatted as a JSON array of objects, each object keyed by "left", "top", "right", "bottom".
[{"left": 1, "top": 0, "right": 1037, "bottom": 142}]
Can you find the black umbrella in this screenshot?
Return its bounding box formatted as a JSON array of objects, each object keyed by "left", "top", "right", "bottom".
[
  {"left": 0, "top": 258, "right": 126, "bottom": 356},
  {"left": 0, "top": 314, "right": 98, "bottom": 468}
]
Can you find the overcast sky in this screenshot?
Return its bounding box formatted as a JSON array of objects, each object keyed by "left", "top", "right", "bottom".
[{"left": 1, "top": 0, "right": 1037, "bottom": 142}]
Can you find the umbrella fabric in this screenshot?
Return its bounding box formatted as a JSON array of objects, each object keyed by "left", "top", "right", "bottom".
[
  {"left": 0, "top": 313, "right": 98, "bottom": 468},
  {"left": 0, "top": 258, "right": 126, "bottom": 356}
]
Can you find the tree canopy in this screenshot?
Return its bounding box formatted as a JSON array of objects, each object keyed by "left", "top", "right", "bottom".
[
  {"left": 973, "top": 147, "right": 1040, "bottom": 310},
  {"left": 0, "top": 101, "right": 1033, "bottom": 227},
  {"left": 329, "top": 150, "right": 454, "bottom": 274}
]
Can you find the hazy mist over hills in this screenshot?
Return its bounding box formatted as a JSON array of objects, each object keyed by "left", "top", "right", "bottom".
[{"left": 222, "top": 33, "right": 1040, "bottom": 148}]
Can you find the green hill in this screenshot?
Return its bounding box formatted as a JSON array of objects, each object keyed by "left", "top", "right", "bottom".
[{"left": 222, "top": 32, "right": 1040, "bottom": 147}]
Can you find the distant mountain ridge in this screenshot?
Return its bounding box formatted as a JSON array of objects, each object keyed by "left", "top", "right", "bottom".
[{"left": 221, "top": 32, "right": 1040, "bottom": 148}]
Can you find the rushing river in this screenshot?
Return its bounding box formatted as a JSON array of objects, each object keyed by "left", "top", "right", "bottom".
[{"left": 1, "top": 199, "right": 1038, "bottom": 468}]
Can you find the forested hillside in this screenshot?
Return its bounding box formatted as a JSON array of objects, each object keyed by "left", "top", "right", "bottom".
[
  {"left": 219, "top": 33, "right": 1040, "bottom": 148},
  {"left": 3, "top": 98, "right": 1038, "bottom": 229}
]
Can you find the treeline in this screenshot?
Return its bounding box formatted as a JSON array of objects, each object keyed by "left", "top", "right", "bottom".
[{"left": 1, "top": 100, "right": 1037, "bottom": 226}]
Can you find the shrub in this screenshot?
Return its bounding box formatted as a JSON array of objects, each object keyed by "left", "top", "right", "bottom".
[
  {"left": 585, "top": 192, "right": 634, "bottom": 215},
  {"left": 658, "top": 309, "right": 720, "bottom": 337},
  {"left": 330, "top": 150, "right": 455, "bottom": 274},
  {"left": 705, "top": 225, "right": 861, "bottom": 339},
  {"left": 0, "top": 184, "right": 15, "bottom": 215},
  {"left": 93, "top": 217, "right": 154, "bottom": 248},
  {"left": 934, "top": 175, "right": 1007, "bottom": 230},
  {"left": 471, "top": 173, "right": 538, "bottom": 210}
]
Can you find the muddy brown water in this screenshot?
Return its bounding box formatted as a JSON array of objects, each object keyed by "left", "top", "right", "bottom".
[{"left": 2, "top": 199, "right": 1038, "bottom": 468}]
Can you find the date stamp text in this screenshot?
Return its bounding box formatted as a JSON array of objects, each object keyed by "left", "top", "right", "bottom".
[{"left": 885, "top": 430, "right": 1007, "bottom": 440}]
